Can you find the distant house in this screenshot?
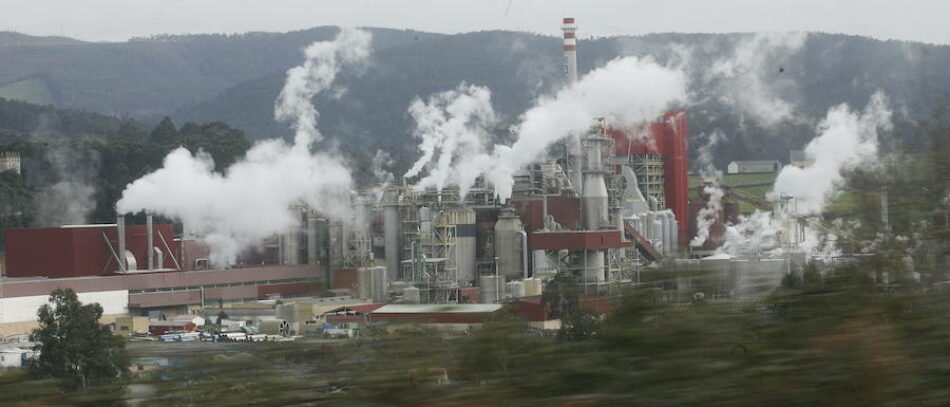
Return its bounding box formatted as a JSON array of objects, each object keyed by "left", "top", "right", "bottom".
[
  {"left": 0, "top": 152, "right": 20, "bottom": 174},
  {"left": 727, "top": 160, "right": 781, "bottom": 174},
  {"left": 789, "top": 150, "right": 814, "bottom": 168},
  {"left": 0, "top": 348, "right": 33, "bottom": 368}
]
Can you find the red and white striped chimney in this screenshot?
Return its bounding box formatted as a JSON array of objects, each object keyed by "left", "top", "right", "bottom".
[{"left": 561, "top": 17, "right": 578, "bottom": 83}]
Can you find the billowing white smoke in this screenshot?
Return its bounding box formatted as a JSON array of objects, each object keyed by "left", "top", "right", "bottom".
[
  {"left": 690, "top": 131, "right": 725, "bottom": 247},
  {"left": 770, "top": 92, "right": 892, "bottom": 214},
  {"left": 722, "top": 92, "right": 892, "bottom": 256},
  {"left": 721, "top": 210, "right": 781, "bottom": 255},
  {"left": 372, "top": 149, "right": 395, "bottom": 186},
  {"left": 704, "top": 33, "right": 806, "bottom": 126},
  {"left": 117, "top": 28, "right": 371, "bottom": 266},
  {"left": 406, "top": 57, "right": 687, "bottom": 201},
  {"left": 404, "top": 83, "right": 497, "bottom": 194},
  {"left": 274, "top": 28, "right": 371, "bottom": 146}
]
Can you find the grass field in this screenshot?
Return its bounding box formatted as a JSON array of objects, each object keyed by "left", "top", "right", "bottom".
[{"left": 0, "top": 78, "right": 53, "bottom": 106}]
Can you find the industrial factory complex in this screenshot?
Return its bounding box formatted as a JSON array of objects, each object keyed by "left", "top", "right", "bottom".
[{"left": 0, "top": 18, "right": 797, "bottom": 338}]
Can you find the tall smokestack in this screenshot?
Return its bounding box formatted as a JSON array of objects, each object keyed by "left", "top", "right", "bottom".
[
  {"left": 561, "top": 17, "right": 578, "bottom": 83},
  {"left": 146, "top": 213, "right": 154, "bottom": 270},
  {"left": 117, "top": 214, "right": 126, "bottom": 272}
]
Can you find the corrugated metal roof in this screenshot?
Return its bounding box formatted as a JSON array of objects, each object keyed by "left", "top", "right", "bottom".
[
  {"left": 729, "top": 160, "right": 780, "bottom": 166},
  {"left": 372, "top": 304, "right": 503, "bottom": 314}
]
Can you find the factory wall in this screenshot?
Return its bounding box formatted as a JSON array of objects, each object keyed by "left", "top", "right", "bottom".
[
  {"left": 5, "top": 224, "right": 179, "bottom": 278},
  {"left": 511, "top": 196, "right": 581, "bottom": 232},
  {"left": 0, "top": 289, "right": 128, "bottom": 336},
  {"left": 663, "top": 111, "right": 689, "bottom": 246}
]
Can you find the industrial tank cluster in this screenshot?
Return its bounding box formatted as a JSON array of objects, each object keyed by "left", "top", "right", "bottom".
[{"left": 275, "top": 112, "right": 691, "bottom": 304}]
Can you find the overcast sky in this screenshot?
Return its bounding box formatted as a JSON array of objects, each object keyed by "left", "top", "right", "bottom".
[{"left": 1, "top": 0, "right": 947, "bottom": 45}]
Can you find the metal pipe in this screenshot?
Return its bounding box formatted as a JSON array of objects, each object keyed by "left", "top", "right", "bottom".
[
  {"left": 146, "top": 213, "right": 154, "bottom": 270},
  {"left": 156, "top": 230, "right": 182, "bottom": 271},
  {"left": 116, "top": 214, "right": 126, "bottom": 272},
  {"left": 518, "top": 230, "right": 528, "bottom": 279}
]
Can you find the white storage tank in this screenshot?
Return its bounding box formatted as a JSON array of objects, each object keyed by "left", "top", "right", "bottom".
[
  {"left": 494, "top": 208, "right": 524, "bottom": 279},
  {"left": 506, "top": 281, "right": 525, "bottom": 298},
  {"left": 443, "top": 206, "right": 477, "bottom": 287}
]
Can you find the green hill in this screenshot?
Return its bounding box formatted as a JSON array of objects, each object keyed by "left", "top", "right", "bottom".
[{"left": 0, "top": 28, "right": 947, "bottom": 172}]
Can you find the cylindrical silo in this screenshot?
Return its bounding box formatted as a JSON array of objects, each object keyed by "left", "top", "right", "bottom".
[
  {"left": 446, "top": 206, "right": 477, "bottom": 287},
  {"left": 494, "top": 208, "right": 524, "bottom": 279},
  {"left": 533, "top": 250, "right": 551, "bottom": 276},
  {"left": 584, "top": 250, "right": 605, "bottom": 283},
  {"left": 383, "top": 200, "right": 401, "bottom": 281},
  {"left": 282, "top": 228, "right": 300, "bottom": 265},
  {"left": 419, "top": 206, "right": 432, "bottom": 240},
  {"left": 307, "top": 215, "right": 318, "bottom": 266},
  {"left": 328, "top": 221, "right": 344, "bottom": 271}
]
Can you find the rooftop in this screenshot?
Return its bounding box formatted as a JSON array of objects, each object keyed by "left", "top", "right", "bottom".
[{"left": 372, "top": 304, "right": 503, "bottom": 314}]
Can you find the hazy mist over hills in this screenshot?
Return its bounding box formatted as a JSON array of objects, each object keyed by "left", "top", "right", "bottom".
[{"left": 0, "top": 27, "right": 947, "bottom": 169}]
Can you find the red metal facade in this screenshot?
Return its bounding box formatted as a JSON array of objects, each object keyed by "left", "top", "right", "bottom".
[
  {"left": 332, "top": 268, "right": 358, "bottom": 290},
  {"left": 5, "top": 224, "right": 179, "bottom": 278},
  {"left": 369, "top": 310, "right": 501, "bottom": 324},
  {"left": 511, "top": 196, "right": 581, "bottom": 233},
  {"left": 507, "top": 295, "right": 614, "bottom": 322},
  {"left": 664, "top": 111, "right": 689, "bottom": 246},
  {"left": 609, "top": 111, "right": 689, "bottom": 246},
  {"left": 529, "top": 230, "right": 632, "bottom": 251}
]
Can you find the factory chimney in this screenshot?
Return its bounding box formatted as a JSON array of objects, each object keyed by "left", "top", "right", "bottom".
[
  {"left": 561, "top": 17, "right": 578, "bottom": 83},
  {"left": 146, "top": 213, "right": 154, "bottom": 270},
  {"left": 116, "top": 214, "right": 127, "bottom": 272}
]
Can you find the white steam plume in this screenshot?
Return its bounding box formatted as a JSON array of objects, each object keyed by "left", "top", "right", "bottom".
[
  {"left": 275, "top": 28, "right": 371, "bottom": 146},
  {"left": 704, "top": 33, "right": 806, "bottom": 126},
  {"left": 770, "top": 91, "right": 892, "bottom": 214},
  {"left": 117, "top": 28, "right": 371, "bottom": 266},
  {"left": 722, "top": 92, "right": 892, "bottom": 256},
  {"left": 690, "top": 131, "right": 726, "bottom": 247},
  {"left": 406, "top": 57, "right": 687, "bottom": 201},
  {"left": 404, "top": 83, "right": 497, "bottom": 194}
]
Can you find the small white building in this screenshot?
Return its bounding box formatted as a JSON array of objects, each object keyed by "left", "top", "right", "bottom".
[
  {"left": 0, "top": 152, "right": 20, "bottom": 174},
  {"left": 0, "top": 348, "right": 34, "bottom": 368},
  {"left": 727, "top": 160, "right": 781, "bottom": 174}
]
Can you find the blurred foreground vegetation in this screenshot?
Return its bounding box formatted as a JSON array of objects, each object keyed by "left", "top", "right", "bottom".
[{"left": 2, "top": 256, "right": 950, "bottom": 406}]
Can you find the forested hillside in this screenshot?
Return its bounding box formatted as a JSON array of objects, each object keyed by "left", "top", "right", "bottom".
[
  {"left": 0, "top": 98, "right": 253, "bottom": 245},
  {"left": 1, "top": 28, "right": 948, "bottom": 170}
]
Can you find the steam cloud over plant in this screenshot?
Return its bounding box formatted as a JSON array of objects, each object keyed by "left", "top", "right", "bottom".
[
  {"left": 117, "top": 28, "right": 371, "bottom": 265},
  {"left": 406, "top": 56, "right": 687, "bottom": 201}
]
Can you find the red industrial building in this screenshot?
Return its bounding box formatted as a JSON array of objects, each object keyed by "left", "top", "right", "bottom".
[
  {"left": 609, "top": 111, "right": 689, "bottom": 246},
  {"left": 5, "top": 224, "right": 178, "bottom": 278},
  {"left": 2, "top": 221, "right": 324, "bottom": 316}
]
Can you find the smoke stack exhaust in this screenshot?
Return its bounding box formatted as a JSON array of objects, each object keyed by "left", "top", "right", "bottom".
[
  {"left": 117, "top": 214, "right": 126, "bottom": 272},
  {"left": 561, "top": 17, "right": 578, "bottom": 83}
]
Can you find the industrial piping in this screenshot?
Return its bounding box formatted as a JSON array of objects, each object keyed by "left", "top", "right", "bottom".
[{"left": 518, "top": 229, "right": 528, "bottom": 279}]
